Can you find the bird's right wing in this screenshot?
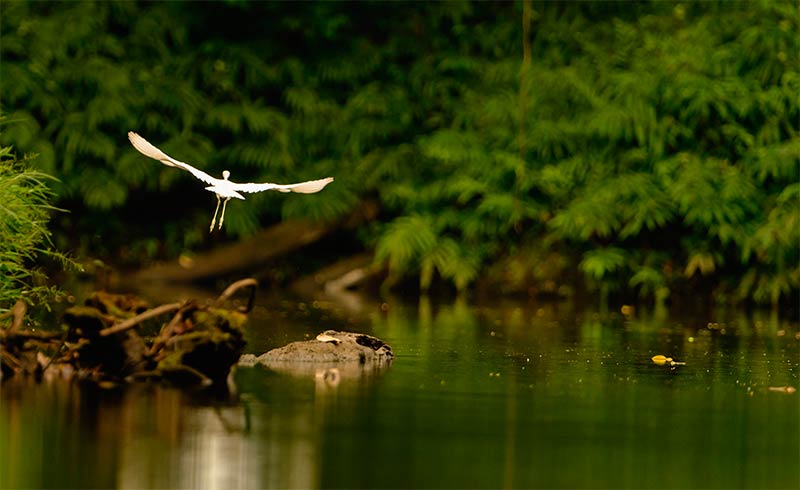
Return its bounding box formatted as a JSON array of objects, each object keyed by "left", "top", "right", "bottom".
[{"left": 128, "top": 132, "right": 217, "bottom": 185}]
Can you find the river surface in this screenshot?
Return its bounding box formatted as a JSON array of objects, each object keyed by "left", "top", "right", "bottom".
[{"left": 1, "top": 293, "right": 798, "bottom": 489}]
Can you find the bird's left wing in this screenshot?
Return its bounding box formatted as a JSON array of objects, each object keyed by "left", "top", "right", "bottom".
[
  {"left": 128, "top": 132, "right": 218, "bottom": 186},
  {"left": 231, "top": 177, "right": 334, "bottom": 194}
]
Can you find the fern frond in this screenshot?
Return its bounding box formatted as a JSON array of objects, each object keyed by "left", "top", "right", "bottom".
[
  {"left": 375, "top": 215, "right": 437, "bottom": 273},
  {"left": 580, "top": 248, "right": 627, "bottom": 281}
]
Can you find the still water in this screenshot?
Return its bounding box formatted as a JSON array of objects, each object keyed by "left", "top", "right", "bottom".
[{"left": 2, "top": 295, "right": 798, "bottom": 489}]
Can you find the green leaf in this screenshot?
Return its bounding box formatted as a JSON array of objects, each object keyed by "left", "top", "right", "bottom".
[{"left": 580, "top": 248, "right": 627, "bottom": 281}]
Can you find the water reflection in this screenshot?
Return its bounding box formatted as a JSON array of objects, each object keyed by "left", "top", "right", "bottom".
[{"left": 2, "top": 297, "right": 798, "bottom": 489}]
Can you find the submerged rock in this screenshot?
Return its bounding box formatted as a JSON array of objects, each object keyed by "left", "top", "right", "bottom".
[{"left": 240, "top": 330, "right": 393, "bottom": 366}]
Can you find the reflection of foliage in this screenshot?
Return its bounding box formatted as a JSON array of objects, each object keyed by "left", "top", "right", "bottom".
[
  {"left": 0, "top": 142, "right": 73, "bottom": 310},
  {"left": 1, "top": 1, "right": 797, "bottom": 305}
]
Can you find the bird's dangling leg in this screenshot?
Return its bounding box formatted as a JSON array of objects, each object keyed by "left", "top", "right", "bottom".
[
  {"left": 219, "top": 197, "right": 230, "bottom": 230},
  {"left": 210, "top": 195, "right": 222, "bottom": 233}
]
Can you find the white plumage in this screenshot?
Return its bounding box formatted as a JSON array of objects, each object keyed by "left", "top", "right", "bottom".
[{"left": 128, "top": 132, "right": 333, "bottom": 231}]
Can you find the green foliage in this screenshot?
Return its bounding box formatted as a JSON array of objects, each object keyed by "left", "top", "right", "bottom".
[
  {"left": 375, "top": 214, "right": 480, "bottom": 292},
  {"left": 581, "top": 248, "right": 628, "bottom": 282},
  {"left": 1, "top": 1, "right": 797, "bottom": 305},
  {"left": 0, "top": 142, "right": 73, "bottom": 310},
  {"left": 1, "top": 0, "right": 362, "bottom": 247}
]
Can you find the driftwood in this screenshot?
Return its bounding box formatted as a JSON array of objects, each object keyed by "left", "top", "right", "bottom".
[
  {"left": 1, "top": 282, "right": 257, "bottom": 386},
  {"left": 290, "top": 253, "right": 377, "bottom": 295},
  {"left": 99, "top": 302, "right": 182, "bottom": 337},
  {"left": 1, "top": 301, "right": 62, "bottom": 379},
  {"left": 216, "top": 278, "right": 258, "bottom": 312},
  {"left": 0, "top": 301, "right": 28, "bottom": 331},
  {"left": 290, "top": 253, "right": 383, "bottom": 315},
  {"left": 134, "top": 200, "right": 379, "bottom": 283}
]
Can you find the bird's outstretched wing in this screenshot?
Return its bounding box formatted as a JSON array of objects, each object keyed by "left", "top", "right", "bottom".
[
  {"left": 128, "top": 132, "right": 218, "bottom": 185},
  {"left": 231, "top": 177, "right": 334, "bottom": 194}
]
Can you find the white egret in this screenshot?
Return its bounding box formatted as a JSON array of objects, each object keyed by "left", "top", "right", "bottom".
[{"left": 128, "top": 132, "right": 333, "bottom": 232}]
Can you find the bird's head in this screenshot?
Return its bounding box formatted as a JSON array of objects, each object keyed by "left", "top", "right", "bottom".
[{"left": 222, "top": 170, "right": 231, "bottom": 180}]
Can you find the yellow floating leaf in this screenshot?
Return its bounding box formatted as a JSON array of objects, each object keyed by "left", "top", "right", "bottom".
[{"left": 652, "top": 354, "right": 673, "bottom": 366}]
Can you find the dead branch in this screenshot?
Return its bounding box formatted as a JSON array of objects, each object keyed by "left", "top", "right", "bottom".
[
  {"left": 147, "top": 307, "right": 187, "bottom": 357},
  {"left": 11, "top": 300, "right": 26, "bottom": 331},
  {"left": 0, "top": 301, "right": 28, "bottom": 331},
  {"left": 217, "top": 278, "right": 258, "bottom": 313},
  {"left": 1, "top": 330, "right": 62, "bottom": 341},
  {"left": 99, "top": 302, "right": 183, "bottom": 337}
]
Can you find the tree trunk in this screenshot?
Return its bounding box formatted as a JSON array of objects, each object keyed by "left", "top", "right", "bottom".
[{"left": 133, "top": 200, "right": 378, "bottom": 283}]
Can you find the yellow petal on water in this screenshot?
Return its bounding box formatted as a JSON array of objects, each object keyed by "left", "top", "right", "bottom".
[{"left": 651, "top": 355, "right": 673, "bottom": 366}]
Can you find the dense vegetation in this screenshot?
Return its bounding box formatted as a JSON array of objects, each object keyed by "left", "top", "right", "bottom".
[
  {"left": 0, "top": 140, "right": 71, "bottom": 311},
  {"left": 1, "top": 1, "right": 797, "bottom": 307}
]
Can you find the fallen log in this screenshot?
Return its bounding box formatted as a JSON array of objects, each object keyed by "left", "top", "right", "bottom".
[
  {"left": 290, "top": 252, "right": 379, "bottom": 294},
  {"left": 290, "top": 252, "right": 383, "bottom": 315},
  {"left": 133, "top": 200, "right": 379, "bottom": 283}
]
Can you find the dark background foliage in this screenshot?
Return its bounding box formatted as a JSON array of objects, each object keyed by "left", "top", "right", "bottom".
[{"left": 1, "top": 0, "right": 797, "bottom": 306}]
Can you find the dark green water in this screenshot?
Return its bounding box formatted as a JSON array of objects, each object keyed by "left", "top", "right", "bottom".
[{"left": 2, "top": 298, "right": 798, "bottom": 489}]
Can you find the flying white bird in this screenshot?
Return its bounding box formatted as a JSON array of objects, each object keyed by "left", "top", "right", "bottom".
[{"left": 128, "top": 132, "right": 333, "bottom": 232}]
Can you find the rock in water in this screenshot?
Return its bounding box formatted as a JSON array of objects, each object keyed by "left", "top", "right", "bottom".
[{"left": 242, "top": 330, "right": 393, "bottom": 365}]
